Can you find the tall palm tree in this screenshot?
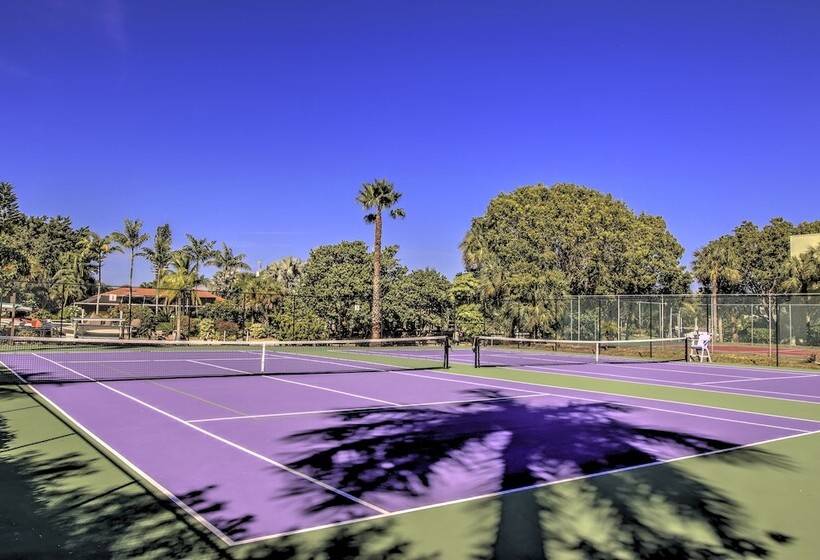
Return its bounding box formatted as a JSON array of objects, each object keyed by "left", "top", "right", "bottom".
[
  {"left": 141, "top": 224, "right": 174, "bottom": 313},
  {"left": 111, "top": 219, "right": 149, "bottom": 338},
  {"left": 356, "top": 179, "right": 405, "bottom": 339},
  {"left": 86, "top": 232, "right": 122, "bottom": 315},
  {"left": 159, "top": 251, "right": 202, "bottom": 340},
  {"left": 692, "top": 237, "right": 741, "bottom": 339},
  {"left": 183, "top": 234, "right": 216, "bottom": 276},
  {"left": 781, "top": 247, "right": 820, "bottom": 294}
]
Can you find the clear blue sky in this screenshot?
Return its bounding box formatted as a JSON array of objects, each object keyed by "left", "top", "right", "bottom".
[{"left": 2, "top": 1, "right": 818, "bottom": 285}]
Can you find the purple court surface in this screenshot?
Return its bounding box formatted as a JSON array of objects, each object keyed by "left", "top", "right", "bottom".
[
  {"left": 451, "top": 348, "right": 820, "bottom": 404},
  {"left": 1, "top": 347, "right": 819, "bottom": 546}
]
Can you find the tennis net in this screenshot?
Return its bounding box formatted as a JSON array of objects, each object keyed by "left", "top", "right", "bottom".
[
  {"left": 0, "top": 335, "right": 449, "bottom": 384},
  {"left": 473, "top": 336, "right": 688, "bottom": 368}
]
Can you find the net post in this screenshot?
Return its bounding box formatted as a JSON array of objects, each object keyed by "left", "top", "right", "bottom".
[
  {"left": 594, "top": 341, "right": 600, "bottom": 364},
  {"left": 684, "top": 336, "right": 690, "bottom": 362},
  {"left": 443, "top": 336, "right": 450, "bottom": 368},
  {"left": 473, "top": 337, "right": 480, "bottom": 368},
  {"left": 260, "top": 342, "right": 266, "bottom": 373}
]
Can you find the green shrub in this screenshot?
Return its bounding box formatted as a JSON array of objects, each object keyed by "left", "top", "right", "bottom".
[
  {"left": 198, "top": 318, "right": 216, "bottom": 340},
  {"left": 199, "top": 300, "right": 244, "bottom": 324},
  {"left": 247, "top": 323, "right": 270, "bottom": 339},
  {"left": 59, "top": 305, "right": 83, "bottom": 319}
]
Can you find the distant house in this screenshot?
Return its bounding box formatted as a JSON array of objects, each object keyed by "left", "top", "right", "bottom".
[{"left": 76, "top": 287, "right": 223, "bottom": 315}]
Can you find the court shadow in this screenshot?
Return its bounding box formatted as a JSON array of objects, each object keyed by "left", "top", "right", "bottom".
[
  {"left": 0, "top": 387, "right": 441, "bottom": 560},
  {"left": 0, "top": 388, "right": 241, "bottom": 559},
  {"left": 281, "top": 388, "right": 797, "bottom": 559}
]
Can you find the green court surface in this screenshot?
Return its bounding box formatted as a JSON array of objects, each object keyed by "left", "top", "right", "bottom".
[{"left": 2, "top": 362, "right": 819, "bottom": 559}]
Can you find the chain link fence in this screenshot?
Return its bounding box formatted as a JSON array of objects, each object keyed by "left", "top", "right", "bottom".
[
  {"left": 2, "top": 281, "right": 817, "bottom": 368},
  {"left": 0, "top": 282, "right": 452, "bottom": 342}
]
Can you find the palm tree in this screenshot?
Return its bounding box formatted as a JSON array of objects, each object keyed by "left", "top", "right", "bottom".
[
  {"left": 213, "top": 242, "right": 250, "bottom": 274},
  {"left": 86, "top": 232, "right": 122, "bottom": 315},
  {"left": 356, "top": 179, "right": 405, "bottom": 339},
  {"left": 266, "top": 256, "right": 304, "bottom": 291},
  {"left": 50, "top": 250, "right": 89, "bottom": 311},
  {"left": 159, "top": 251, "right": 202, "bottom": 340},
  {"left": 692, "top": 237, "right": 741, "bottom": 339},
  {"left": 141, "top": 224, "right": 174, "bottom": 313},
  {"left": 781, "top": 247, "right": 820, "bottom": 294},
  {"left": 238, "top": 272, "right": 282, "bottom": 326},
  {"left": 209, "top": 243, "right": 250, "bottom": 298},
  {"left": 111, "top": 219, "right": 149, "bottom": 338},
  {"left": 183, "top": 234, "right": 216, "bottom": 276},
  {"left": 461, "top": 222, "right": 490, "bottom": 272}
]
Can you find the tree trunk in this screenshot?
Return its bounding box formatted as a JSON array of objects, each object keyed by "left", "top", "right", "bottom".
[
  {"left": 155, "top": 272, "right": 160, "bottom": 315},
  {"left": 491, "top": 436, "right": 546, "bottom": 559},
  {"left": 371, "top": 213, "right": 382, "bottom": 339},
  {"left": 710, "top": 276, "right": 718, "bottom": 340},
  {"left": 95, "top": 262, "right": 103, "bottom": 316},
  {"left": 175, "top": 299, "right": 182, "bottom": 340},
  {"left": 127, "top": 252, "right": 134, "bottom": 339},
  {"left": 9, "top": 292, "right": 16, "bottom": 337}
]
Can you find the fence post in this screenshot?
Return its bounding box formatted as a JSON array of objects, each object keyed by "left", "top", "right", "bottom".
[
  {"left": 775, "top": 295, "right": 780, "bottom": 367},
  {"left": 291, "top": 294, "right": 296, "bottom": 340},
  {"left": 596, "top": 298, "right": 601, "bottom": 340},
  {"left": 59, "top": 284, "right": 65, "bottom": 337}
]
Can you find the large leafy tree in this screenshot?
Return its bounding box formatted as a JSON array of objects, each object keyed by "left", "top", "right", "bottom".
[
  {"left": 356, "top": 179, "right": 405, "bottom": 339},
  {"left": 382, "top": 268, "right": 451, "bottom": 336},
  {"left": 111, "top": 219, "right": 149, "bottom": 337},
  {"left": 141, "top": 224, "right": 174, "bottom": 312},
  {"left": 697, "top": 218, "right": 820, "bottom": 294},
  {"left": 299, "top": 241, "right": 404, "bottom": 338},
  {"left": 461, "top": 183, "right": 689, "bottom": 336},
  {"left": 0, "top": 182, "right": 29, "bottom": 287}
]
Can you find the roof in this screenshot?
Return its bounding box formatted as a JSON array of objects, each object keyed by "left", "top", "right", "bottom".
[{"left": 77, "top": 287, "right": 223, "bottom": 303}]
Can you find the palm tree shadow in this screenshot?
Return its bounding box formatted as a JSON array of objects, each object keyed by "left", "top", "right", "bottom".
[
  {"left": 1, "top": 386, "right": 442, "bottom": 560},
  {"left": 280, "top": 388, "right": 796, "bottom": 559}
]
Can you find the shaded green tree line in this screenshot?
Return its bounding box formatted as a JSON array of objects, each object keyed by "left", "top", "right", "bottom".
[{"left": 2, "top": 180, "right": 818, "bottom": 341}]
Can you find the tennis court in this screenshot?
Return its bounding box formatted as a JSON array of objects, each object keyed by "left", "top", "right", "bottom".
[
  {"left": 2, "top": 335, "right": 818, "bottom": 547},
  {"left": 464, "top": 336, "right": 820, "bottom": 404}
]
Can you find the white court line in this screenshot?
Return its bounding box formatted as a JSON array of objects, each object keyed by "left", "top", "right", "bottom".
[
  {"left": 449, "top": 354, "right": 820, "bottom": 405},
  {"left": 61, "top": 356, "right": 262, "bottom": 364},
  {"left": 30, "top": 353, "right": 389, "bottom": 517},
  {"left": 393, "top": 371, "right": 810, "bottom": 433},
  {"left": 233, "top": 427, "right": 820, "bottom": 545},
  {"left": 188, "top": 392, "right": 557, "bottom": 423},
  {"left": 12, "top": 354, "right": 820, "bottom": 547},
  {"left": 186, "top": 359, "right": 399, "bottom": 406},
  {"left": 479, "top": 350, "right": 750, "bottom": 380},
  {"left": 441, "top": 357, "right": 820, "bottom": 423},
  {"left": 475, "top": 358, "right": 749, "bottom": 386},
  {"left": 474, "top": 348, "right": 820, "bottom": 378},
  {"left": 699, "top": 374, "right": 820, "bottom": 385},
  {"left": 0, "top": 358, "right": 236, "bottom": 546}
]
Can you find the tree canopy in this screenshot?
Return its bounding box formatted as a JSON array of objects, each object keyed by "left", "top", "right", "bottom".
[
  {"left": 460, "top": 183, "right": 690, "bottom": 336},
  {"left": 692, "top": 218, "right": 820, "bottom": 294}
]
